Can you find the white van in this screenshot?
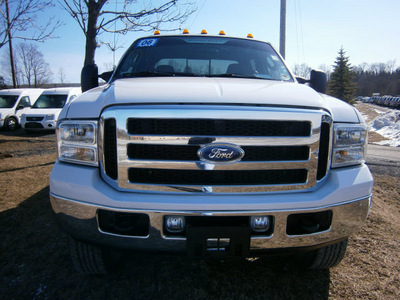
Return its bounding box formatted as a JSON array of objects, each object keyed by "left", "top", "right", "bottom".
[
  {"left": 0, "top": 88, "right": 44, "bottom": 130},
  {"left": 21, "top": 87, "right": 81, "bottom": 131}
]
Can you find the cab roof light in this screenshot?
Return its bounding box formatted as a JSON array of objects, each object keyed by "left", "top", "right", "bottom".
[
  {"left": 219, "top": 30, "right": 226, "bottom": 35},
  {"left": 201, "top": 29, "right": 207, "bottom": 34},
  {"left": 247, "top": 33, "right": 254, "bottom": 38},
  {"left": 154, "top": 30, "right": 160, "bottom": 35},
  {"left": 182, "top": 29, "right": 190, "bottom": 34}
]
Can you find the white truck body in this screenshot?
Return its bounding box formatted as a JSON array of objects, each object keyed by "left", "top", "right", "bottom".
[
  {"left": 0, "top": 88, "right": 44, "bottom": 130},
  {"left": 21, "top": 87, "right": 81, "bottom": 131},
  {"left": 49, "top": 34, "right": 373, "bottom": 273}
]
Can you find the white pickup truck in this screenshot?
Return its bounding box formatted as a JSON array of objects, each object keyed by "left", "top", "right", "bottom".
[{"left": 49, "top": 33, "right": 373, "bottom": 274}]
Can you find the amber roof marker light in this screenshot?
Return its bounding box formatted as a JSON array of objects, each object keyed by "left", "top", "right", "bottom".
[
  {"left": 247, "top": 33, "right": 254, "bottom": 38},
  {"left": 201, "top": 29, "right": 208, "bottom": 34},
  {"left": 219, "top": 30, "right": 226, "bottom": 35},
  {"left": 182, "top": 29, "right": 190, "bottom": 34},
  {"left": 154, "top": 30, "right": 160, "bottom": 35}
]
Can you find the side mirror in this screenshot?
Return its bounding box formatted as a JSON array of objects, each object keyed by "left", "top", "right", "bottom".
[
  {"left": 81, "top": 64, "right": 99, "bottom": 92},
  {"left": 309, "top": 70, "right": 327, "bottom": 94},
  {"left": 99, "top": 71, "right": 113, "bottom": 83},
  {"left": 296, "top": 70, "right": 327, "bottom": 94}
]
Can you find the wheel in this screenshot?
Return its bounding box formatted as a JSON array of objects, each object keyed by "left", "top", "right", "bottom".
[
  {"left": 309, "top": 238, "right": 348, "bottom": 269},
  {"left": 69, "top": 237, "right": 121, "bottom": 275},
  {"left": 5, "top": 117, "right": 18, "bottom": 131}
]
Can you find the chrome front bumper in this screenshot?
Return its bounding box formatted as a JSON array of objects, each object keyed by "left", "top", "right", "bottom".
[{"left": 50, "top": 194, "right": 371, "bottom": 254}]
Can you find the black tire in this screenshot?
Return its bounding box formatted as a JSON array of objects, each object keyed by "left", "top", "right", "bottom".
[
  {"left": 5, "top": 117, "right": 18, "bottom": 131},
  {"left": 309, "top": 238, "right": 348, "bottom": 269},
  {"left": 69, "top": 237, "right": 121, "bottom": 275}
]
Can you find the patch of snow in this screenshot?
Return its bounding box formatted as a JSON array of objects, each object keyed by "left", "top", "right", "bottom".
[
  {"left": 360, "top": 112, "right": 369, "bottom": 122},
  {"left": 369, "top": 110, "right": 400, "bottom": 147},
  {"left": 373, "top": 108, "right": 387, "bottom": 114}
]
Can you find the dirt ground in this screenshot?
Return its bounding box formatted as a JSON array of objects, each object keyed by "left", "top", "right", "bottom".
[{"left": 0, "top": 103, "right": 399, "bottom": 299}]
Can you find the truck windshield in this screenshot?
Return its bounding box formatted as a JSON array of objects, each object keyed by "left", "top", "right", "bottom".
[
  {"left": 114, "top": 36, "right": 293, "bottom": 82},
  {"left": 0, "top": 95, "right": 18, "bottom": 108},
  {"left": 32, "top": 94, "right": 68, "bottom": 109}
]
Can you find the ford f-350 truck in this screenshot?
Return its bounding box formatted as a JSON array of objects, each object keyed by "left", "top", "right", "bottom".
[{"left": 49, "top": 32, "right": 373, "bottom": 274}]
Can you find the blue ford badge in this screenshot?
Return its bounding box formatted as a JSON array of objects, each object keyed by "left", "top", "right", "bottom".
[{"left": 197, "top": 143, "right": 245, "bottom": 164}]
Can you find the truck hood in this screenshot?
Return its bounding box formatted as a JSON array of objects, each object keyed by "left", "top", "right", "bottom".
[
  {"left": 25, "top": 108, "right": 62, "bottom": 116},
  {"left": 64, "top": 77, "right": 362, "bottom": 123}
]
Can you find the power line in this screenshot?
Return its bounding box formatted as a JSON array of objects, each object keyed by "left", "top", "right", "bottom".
[
  {"left": 298, "top": 0, "right": 306, "bottom": 63},
  {"left": 189, "top": 0, "right": 207, "bottom": 30},
  {"left": 293, "top": 0, "right": 306, "bottom": 64}
]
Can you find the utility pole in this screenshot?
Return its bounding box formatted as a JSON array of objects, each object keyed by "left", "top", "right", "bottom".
[
  {"left": 280, "top": 0, "right": 286, "bottom": 59},
  {"left": 5, "top": 0, "right": 17, "bottom": 88}
]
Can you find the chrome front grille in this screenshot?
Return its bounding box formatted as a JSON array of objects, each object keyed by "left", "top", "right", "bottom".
[{"left": 99, "top": 105, "right": 332, "bottom": 193}]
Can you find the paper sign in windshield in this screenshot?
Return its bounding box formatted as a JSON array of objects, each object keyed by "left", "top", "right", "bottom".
[{"left": 136, "top": 38, "right": 159, "bottom": 48}]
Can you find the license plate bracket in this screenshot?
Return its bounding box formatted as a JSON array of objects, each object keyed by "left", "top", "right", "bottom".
[{"left": 186, "top": 227, "right": 251, "bottom": 258}]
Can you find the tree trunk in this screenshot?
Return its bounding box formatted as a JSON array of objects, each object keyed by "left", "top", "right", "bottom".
[
  {"left": 84, "top": 0, "right": 104, "bottom": 66},
  {"left": 5, "top": 0, "right": 17, "bottom": 87}
]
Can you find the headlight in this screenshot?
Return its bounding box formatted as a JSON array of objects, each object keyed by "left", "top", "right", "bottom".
[
  {"left": 57, "top": 121, "right": 98, "bottom": 166},
  {"left": 332, "top": 124, "right": 367, "bottom": 168},
  {"left": 45, "top": 114, "right": 55, "bottom": 121}
]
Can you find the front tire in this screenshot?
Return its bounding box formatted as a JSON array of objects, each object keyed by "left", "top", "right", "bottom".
[
  {"left": 309, "top": 238, "right": 348, "bottom": 269},
  {"left": 5, "top": 117, "right": 18, "bottom": 131},
  {"left": 69, "top": 237, "right": 121, "bottom": 275}
]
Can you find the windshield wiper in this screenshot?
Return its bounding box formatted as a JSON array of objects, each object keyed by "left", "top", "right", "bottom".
[
  {"left": 211, "top": 73, "right": 260, "bottom": 79},
  {"left": 211, "top": 73, "right": 280, "bottom": 81}
]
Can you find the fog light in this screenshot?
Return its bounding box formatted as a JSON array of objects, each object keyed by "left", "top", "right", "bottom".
[
  {"left": 250, "top": 216, "right": 270, "bottom": 232},
  {"left": 165, "top": 216, "right": 185, "bottom": 233}
]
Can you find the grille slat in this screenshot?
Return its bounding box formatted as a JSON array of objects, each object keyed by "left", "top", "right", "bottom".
[
  {"left": 128, "top": 118, "right": 311, "bottom": 137},
  {"left": 25, "top": 123, "right": 44, "bottom": 128},
  {"left": 103, "top": 118, "right": 118, "bottom": 180},
  {"left": 127, "top": 144, "right": 310, "bottom": 162},
  {"left": 128, "top": 168, "right": 308, "bottom": 185},
  {"left": 27, "top": 116, "right": 44, "bottom": 121},
  {"left": 317, "top": 122, "right": 331, "bottom": 180}
]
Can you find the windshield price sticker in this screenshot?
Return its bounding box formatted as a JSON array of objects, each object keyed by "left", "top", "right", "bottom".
[{"left": 136, "top": 38, "right": 159, "bottom": 48}]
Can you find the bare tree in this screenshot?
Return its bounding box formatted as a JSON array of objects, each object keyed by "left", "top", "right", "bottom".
[
  {"left": 0, "top": 0, "right": 61, "bottom": 87},
  {"left": 369, "top": 63, "right": 380, "bottom": 75},
  {"left": 0, "top": 0, "right": 61, "bottom": 48},
  {"left": 60, "top": 0, "right": 196, "bottom": 68},
  {"left": 103, "top": 61, "right": 115, "bottom": 72},
  {"left": 0, "top": 75, "right": 6, "bottom": 88},
  {"left": 385, "top": 60, "right": 396, "bottom": 74},
  {"left": 0, "top": 49, "right": 21, "bottom": 86},
  {"left": 16, "top": 43, "right": 53, "bottom": 87},
  {"left": 292, "top": 63, "right": 311, "bottom": 79},
  {"left": 357, "top": 62, "right": 369, "bottom": 73},
  {"left": 58, "top": 67, "right": 67, "bottom": 83}
]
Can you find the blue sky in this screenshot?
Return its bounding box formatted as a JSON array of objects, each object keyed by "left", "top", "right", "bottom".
[{"left": 4, "top": 0, "right": 400, "bottom": 83}]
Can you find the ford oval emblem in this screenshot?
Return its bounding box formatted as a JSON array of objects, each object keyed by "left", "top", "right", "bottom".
[{"left": 197, "top": 143, "right": 245, "bottom": 164}]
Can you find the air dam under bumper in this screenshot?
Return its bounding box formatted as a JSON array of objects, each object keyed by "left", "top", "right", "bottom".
[{"left": 50, "top": 162, "right": 373, "bottom": 254}]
